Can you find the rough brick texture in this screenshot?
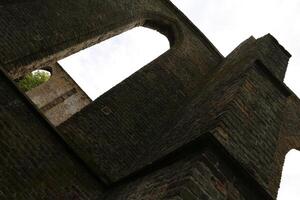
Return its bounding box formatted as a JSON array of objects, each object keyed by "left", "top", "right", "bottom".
[
  {"left": 105, "top": 141, "right": 273, "bottom": 200},
  {"left": 0, "top": 71, "right": 103, "bottom": 199},
  {"left": 24, "top": 63, "right": 91, "bottom": 126},
  {"left": 0, "top": 0, "right": 299, "bottom": 199}
]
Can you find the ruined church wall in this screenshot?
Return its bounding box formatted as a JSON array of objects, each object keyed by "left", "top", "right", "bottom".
[
  {"left": 24, "top": 63, "right": 91, "bottom": 126},
  {"left": 0, "top": 71, "right": 104, "bottom": 199},
  {"left": 106, "top": 143, "right": 272, "bottom": 200}
]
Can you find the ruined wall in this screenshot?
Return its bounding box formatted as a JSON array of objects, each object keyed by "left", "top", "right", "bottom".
[
  {"left": 205, "top": 35, "right": 294, "bottom": 198},
  {"left": 268, "top": 95, "right": 300, "bottom": 194},
  {"left": 0, "top": 0, "right": 299, "bottom": 199},
  {"left": 0, "top": 71, "right": 104, "bottom": 200},
  {"left": 105, "top": 141, "right": 272, "bottom": 200},
  {"left": 23, "top": 63, "right": 91, "bottom": 126},
  {"left": 0, "top": 0, "right": 222, "bottom": 129}
]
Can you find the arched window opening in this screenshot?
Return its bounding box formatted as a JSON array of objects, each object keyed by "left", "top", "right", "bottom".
[
  {"left": 16, "top": 69, "right": 51, "bottom": 92},
  {"left": 277, "top": 149, "right": 300, "bottom": 200},
  {"left": 12, "top": 26, "right": 170, "bottom": 127},
  {"left": 58, "top": 26, "right": 170, "bottom": 100}
]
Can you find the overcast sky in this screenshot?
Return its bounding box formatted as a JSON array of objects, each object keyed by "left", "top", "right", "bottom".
[
  {"left": 59, "top": 27, "right": 169, "bottom": 99},
  {"left": 59, "top": 1, "right": 300, "bottom": 199},
  {"left": 170, "top": 1, "right": 300, "bottom": 199}
]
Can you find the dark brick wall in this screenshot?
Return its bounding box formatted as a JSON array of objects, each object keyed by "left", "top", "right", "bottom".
[
  {"left": 256, "top": 34, "right": 291, "bottom": 81},
  {"left": 24, "top": 63, "right": 91, "bottom": 126},
  {"left": 0, "top": 70, "right": 104, "bottom": 199},
  {"left": 105, "top": 142, "right": 272, "bottom": 200},
  {"left": 213, "top": 64, "right": 288, "bottom": 196},
  {"left": 268, "top": 95, "right": 300, "bottom": 194},
  {"left": 0, "top": 0, "right": 222, "bottom": 77},
  {"left": 0, "top": 0, "right": 299, "bottom": 199},
  {"left": 45, "top": 0, "right": 224, "bottom": 183},
  {"left": 57, "top": 33, "right": 299, "bottom": 199},
  {"left": 1, "top": 1, "right": 224, "bottom": 183}
]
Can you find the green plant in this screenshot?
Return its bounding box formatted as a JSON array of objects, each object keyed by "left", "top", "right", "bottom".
[{"left": 17, "top": 70, "right": 51, "bottom": 92}]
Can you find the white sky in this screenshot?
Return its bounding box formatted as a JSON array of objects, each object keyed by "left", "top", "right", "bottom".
[
  {"left": 277, "top": 149, "right": 300, "bottom": 200},
  {"left": 59, "top": 27, "right": 169, "bottom": 100},
  {"left": 170, "top": 1, "right": 300, "bottom": 199},
  {"left": 58, "top": 1, "right": 300, "bottom": 199},
  {"left": 170, "top": 0, "right": 300, "bottom": 97}
]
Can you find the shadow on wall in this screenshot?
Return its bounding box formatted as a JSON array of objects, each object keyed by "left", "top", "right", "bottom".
[{"left": 13, "top": 26, "right": 170, "bottom": 126}]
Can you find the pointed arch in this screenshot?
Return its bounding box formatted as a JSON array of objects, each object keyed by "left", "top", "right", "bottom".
[
  {"left": 58, "top": 26, "right": 170, "bottom": 100},
  {"left": 277, "top": 149, "right": 300, "bottom": 200}
]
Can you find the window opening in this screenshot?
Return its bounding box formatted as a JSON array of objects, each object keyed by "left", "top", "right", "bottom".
[
  {"left": 58, "top": 27, "right": 170, "bottom": 100},
  {"left": 16, "top": 69, "right": 51, "bottom": 92},
  {"left": 277, "top": 149, "right": 300, "bottom": 200}
]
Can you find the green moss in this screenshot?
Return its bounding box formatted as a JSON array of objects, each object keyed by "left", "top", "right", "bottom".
[{"left": 17, "top": 70, "right": 51, "bottom": 92}]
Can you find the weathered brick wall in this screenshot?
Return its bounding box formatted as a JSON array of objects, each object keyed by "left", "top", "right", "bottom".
[
  {"left": 207, "top": 35, "right": 299, "bottom": 198},
  {"left": 46, "top": 0, "right": 224, "bottom": 184},
  {"left": 57, "top": 33, "right": 298, "bottom": 199},
  {"left": 0, "top": 1, "right": 223, "bottom": 184},
  {"left": 256, "top": 34, "right": 291, "bottom": 81},
  {"left": 24, "top": 63, "right": 91, "bottom": 126},
  {"left": 213, "top": 64, "right": 288, "bottom": 196},
  {"left": 0, "top": 70, "right": 104, "bottom": 199},
  {"left": 0, "top": 0, "right": 299, "bottom": 199},
  {"left": 268, "top": 95, "right": 300, "bottom": 194},
  {"left": 0, "top": 0, "right": 222, "bottom": 76},
  {"left": 105, "top": 142, "right": 272, "bottom": 200}
]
